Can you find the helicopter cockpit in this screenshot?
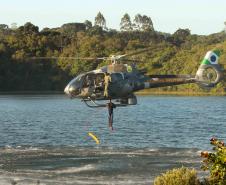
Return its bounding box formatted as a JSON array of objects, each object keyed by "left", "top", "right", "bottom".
[
  {"left": 79, "top": 72, "right": 105, "bottom": 98},
  {"left": 65, "top": 70, "right": 127, "bottom": 99},
  {"left": 65, "top": 72, "right": 106, "bottom": 98}
]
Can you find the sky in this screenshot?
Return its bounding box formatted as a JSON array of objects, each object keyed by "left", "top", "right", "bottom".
[{"left": 1, "top": 0, "right": 226, "bottom": 35}]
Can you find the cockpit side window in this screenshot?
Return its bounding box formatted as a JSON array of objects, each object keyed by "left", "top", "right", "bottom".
[
  {"left": 94, "top": 73, "right": 105, "bottom": 87},
  {"left": 81, "top": 73, "right": 106, "bottom": 89},
  {"left": 82, "top": 74, "right": 96, "bottom": 88}
]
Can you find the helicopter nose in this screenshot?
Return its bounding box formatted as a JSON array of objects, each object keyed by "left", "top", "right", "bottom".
[
  {"left": 64, "top": 85, "right": 78, "bottom": 97},
  {"left": 64, "top": 85, "right": 70, "bottom": 95},
  {"left": 69, "top": 86, "right": 76, "bottom": 93}
]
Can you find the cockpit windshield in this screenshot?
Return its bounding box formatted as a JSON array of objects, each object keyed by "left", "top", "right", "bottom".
[
  {"left": 69, "top": 74, "right": 84, "bottom": 86},
  {"left": 74, "top": 74, "right": 84, "bottom": 81}
]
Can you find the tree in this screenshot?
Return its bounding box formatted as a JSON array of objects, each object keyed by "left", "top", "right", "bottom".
[
  {"left": 84, "top": 20, "right": 92, "bottom": 30},
  {"left": 0, "top": 24, "right": 9, "bottom": 30},
  {"left": 141, "top": 15, "right": 154, "bottom": 31},
  {"left": 18, "top": 22, "right": 39, "bottom": 34},
  {"left": 173, "top": 28, "right": 191, "bottom": 38},
  {"left": 120, "top": 13, "right": 133, "bottom": 31},
  {"left": 133, "top": 14, "right": 154, "bottom": 31},
  {"left": 133, "top": 14, "right": 143, "bottom": 30},
  {"left": 0, "top": 24, "right": 9, "bottom": 38},
  {"left": 87, "top": 25, "right": 103, "bottom": 36},
  {"left": 94, "top": 12, "right": 107, "bottom": 30},
  {"left": 61, "top": 23, "right": 86, "bottom": 37}
]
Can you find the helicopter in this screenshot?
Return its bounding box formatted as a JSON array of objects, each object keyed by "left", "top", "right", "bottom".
[{"left": 62, "top": 49, "right": 224, "bottom": 108}]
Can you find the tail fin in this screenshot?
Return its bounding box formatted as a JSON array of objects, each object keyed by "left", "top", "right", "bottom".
[{"left": 195, "top": 50, "right": 223, "bottom": 87}]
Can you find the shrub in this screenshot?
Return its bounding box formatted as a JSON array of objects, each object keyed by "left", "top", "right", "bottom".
[
  {"left": 154, "top": 167, "right": 200, "bottom": 185},
  {"left": 201, "top": 138, "right": 226, "bottom": 185}
]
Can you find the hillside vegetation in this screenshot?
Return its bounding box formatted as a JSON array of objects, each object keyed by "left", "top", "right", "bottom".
[{"left": 0, "top": 12, "right": 225, "bottom": 93}]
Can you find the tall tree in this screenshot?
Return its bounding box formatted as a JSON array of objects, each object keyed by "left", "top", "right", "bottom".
[
  {"left": 94, "top": 12, "right": 107, "bottom": 29},
  {"left": 120, "top": 13, "right": 133, "bottom": 31},
  {"left": 133, "top": 14, "right": 143, "bottom": 30},
  {"left": 141, "top": 15, "right": 154, "bottom": 31},
  {"left": 133, "top": 14, "right": 154, "bottom": 31}
]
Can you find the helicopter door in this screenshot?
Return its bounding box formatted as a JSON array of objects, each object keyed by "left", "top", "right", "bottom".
[
  {"left": 110, "top": 73, "right": 124, "bottom": 83},
  {"left": 107, "top": 73, "right": 125, "bottom": 97}
]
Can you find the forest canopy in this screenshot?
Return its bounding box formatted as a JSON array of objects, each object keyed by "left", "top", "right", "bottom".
[{"left": 0, "top": 12, "right": 225, "bottom": 93}]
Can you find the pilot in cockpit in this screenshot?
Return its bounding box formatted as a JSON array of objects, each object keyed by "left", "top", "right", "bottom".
[
  {"left": 85, "top": 75, "right": 93, "bottom": 87},
  {"left": 94, "top": 74, "right": 104, "bottom": 91}
]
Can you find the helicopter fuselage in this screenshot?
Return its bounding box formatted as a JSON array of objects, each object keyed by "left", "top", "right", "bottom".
[{"left": 64, "top": 64, "right": 146, "bottom": 102}]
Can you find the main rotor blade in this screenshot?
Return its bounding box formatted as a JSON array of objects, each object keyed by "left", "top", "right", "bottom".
[
  {"left": 120, "top": 58, "right": 144, "bottom": 63},
  {"left": 101, "top": 46, "right": 153, "bottom": 61},
  {"left": 27, "top": 46, "right": 153, "bottom": 62},
  {"left": 122, "top": 46, "right": 153, "bottom": 58},
  {"left": 29, "top": 57, "right": 107, "bottom": 60}
]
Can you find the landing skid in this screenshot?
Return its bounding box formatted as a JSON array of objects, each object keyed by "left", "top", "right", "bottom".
[
  {"left": 82, "top": 98, "right": 128, "bottom": 108},
  {"left": 82, "top": 98, "right": 106, "bottom": 108}
]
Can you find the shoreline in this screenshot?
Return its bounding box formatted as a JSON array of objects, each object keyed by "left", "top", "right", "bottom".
[
  {"left": 0, "top": 91, "right": 63, "bottom": 95},
  {"left": 135, "top": 90, "right": 226, "bottom": 96},
  {"left": 0, "top": 90, "right": 225, "bottom": 96}
]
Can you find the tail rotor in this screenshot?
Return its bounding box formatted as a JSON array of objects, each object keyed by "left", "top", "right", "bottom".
[{"left": 195, "top": 50, "right": 224, "bottom": 87}]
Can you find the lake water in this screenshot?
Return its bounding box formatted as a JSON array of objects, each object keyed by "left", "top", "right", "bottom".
[{"left": 0, "top": 95, "right": 226, "bottom": 184}]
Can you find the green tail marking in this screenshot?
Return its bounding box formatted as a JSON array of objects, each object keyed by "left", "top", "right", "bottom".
[{"left": 201, "top": 59, "right": 210, "bottom": 65}]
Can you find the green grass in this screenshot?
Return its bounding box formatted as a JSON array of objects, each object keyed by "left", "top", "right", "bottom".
[{"left": 136, "top": 89, "right": 226, "bottom": 96}]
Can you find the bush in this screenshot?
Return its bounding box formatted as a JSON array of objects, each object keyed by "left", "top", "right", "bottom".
[
  {"left": 154, "top": 167, "right": 200, "bottom": 185},
  {"left": 201, "top": 138, "right": 226, "bottom": 185}
]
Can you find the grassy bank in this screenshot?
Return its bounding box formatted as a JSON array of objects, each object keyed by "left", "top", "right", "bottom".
[
  {"left": 0, "top": 90, "right": 225, "bottom": 96},
  {"left": 136, "top": 89, "right": 226, "bottom": 96}
]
